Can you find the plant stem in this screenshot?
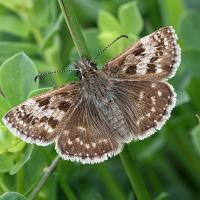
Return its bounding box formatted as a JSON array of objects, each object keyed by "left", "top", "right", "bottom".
[
  {"left": 28, "top": 156, "right": 60, "bottom": 200},
  {"left": 58, "top": 0, "right": 90, "bottom": 58},
  {"left": 120, "top": 146, "right": 151, "bottom": 200},
  {"left": 16, "top": 168, "right": 24, "bottom": 193}
]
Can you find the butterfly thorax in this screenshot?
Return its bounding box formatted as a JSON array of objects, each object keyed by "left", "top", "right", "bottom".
[
  {"left": 82, "top": 68, "right": 97, "bottom": 79},
  {"left": 74, "top": 57, "right": 97, "bottom": 79},
  {"left": 80, "top": 71, "right": 110, "bottom": 99}
]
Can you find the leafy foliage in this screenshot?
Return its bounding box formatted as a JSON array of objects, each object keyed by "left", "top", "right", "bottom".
[
  {"left": 0, "top": 0, "right": 200, "bottom": 199},
  {"left": 191, "top": 118, "right": 200, "bottom": 155},
  {"left": 98, "top": 2, "right": 141, "bottom": 60},
  {"left": 0, "top": 192, "right": 26, "bottom": 200}
]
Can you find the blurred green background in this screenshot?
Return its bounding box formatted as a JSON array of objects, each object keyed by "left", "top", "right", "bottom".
[{"left": 0, "top": 0, "right": 200, "bottom": 199}]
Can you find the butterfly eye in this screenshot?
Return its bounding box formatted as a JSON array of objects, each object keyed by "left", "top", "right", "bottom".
[
  {"left": 75, "top": 70, "right": 82, "bottom": 80},
  {"left": 90, "top": 62, "right": 97, "bottom": 70}
]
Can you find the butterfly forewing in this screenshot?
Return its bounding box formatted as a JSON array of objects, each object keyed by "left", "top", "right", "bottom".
[
  {"left": 103, "top": 26, "right": 180, "bottom": 80},
  {"left": 2, "top": 83, "right": 80, "bottom": 146}
]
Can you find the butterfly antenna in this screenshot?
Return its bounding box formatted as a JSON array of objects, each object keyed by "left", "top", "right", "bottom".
[
  {"left": 34, "top": 68, "right": 80, "bottom": 82},
  {"left": 90, "top": 35, "right": 128, "bottom": 63}
]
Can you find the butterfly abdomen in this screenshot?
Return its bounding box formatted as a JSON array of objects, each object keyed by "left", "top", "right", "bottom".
[{"left": 96, "top": 94, "right": 132, "bottom": 143}]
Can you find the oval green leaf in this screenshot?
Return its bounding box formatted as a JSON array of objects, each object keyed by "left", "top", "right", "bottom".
[
  {"left": 0, "top": 192, "right": 26, "bottom": 200},
  {"left": 0, "top": 95, "right": 11, "bottom": 120},
  {"left": 0, "top": 126, "right": 16, "bottom": 154},
  {"left": 7, "top": 141, "right": 26, "bottom": 153},
  {"left": 159, "top": 0, "right": 186, "bottom": 30},
  {"left": 9, "top": 144, "right": 34, "bottom": 175},
  {"left": 0, "top": 52, "right": 38, "bottom": 106},
  {"left": 0, "top": 42, "right": 39, "bottom": 62},
  {"left": 98, "top": 10, "right": 121, "bottom": 33},
  {"left": 0, "top": 15, "right": 30, "bottom": 38},
  {"left": 119, "top": 2, "right": 143, "bottom": 35},
  {"left": 0, "top": 155, "right": 14, "bottom": 173},
  {"left": 180, "top": 11, "right": 200, "bottom": 51}
]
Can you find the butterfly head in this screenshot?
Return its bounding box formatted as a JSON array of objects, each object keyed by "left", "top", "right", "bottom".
[{"left": 74, "top": 57, "right": 97, "bottom": 79}]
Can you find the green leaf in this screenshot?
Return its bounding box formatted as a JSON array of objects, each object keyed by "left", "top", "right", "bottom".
[
  {"left": 0, "top": 0, "right": 32, "bottom": 14},
  {"left": 182, "top": 50, "right": 200, "bottom": 75},
  {"left": 99, "top": 32, "right": 124, "bottom": 58},
  {"left": 98, "top": 10, "right": 121, "bottom": 33},
  {"left": 0, "top": 192, "right": 26, "bottom": 200},
  {"left": 84, "top": 28, "right": 101, "bottom": 60},
  {"left": 22, "top": 147, "right": 56, "bottom": 195},
  {"left": 42, "top": 14, "right": 63, "bottom": 49},
  {"left": 0, "top": 155, "right": 13, "bottom": 173},
  {"left": 180, "top": 11, "right": 200, "bottom": 51},
  {"left": 187, "top": 77, "right": 200, "bottom": 110},
  {"left": 28, "top": 87, "right": 52, "bottom": 98},
  {"left": 32, "top": 59, "right": 49, "bottom": 73},
  {"left": 191, "top": 124, "right": 200, "bottom": 155},
  {"left": 119, "top": 1, "right": 143, "bottom": 35},
  {"left": 0, "top": 95, "right": 10, "bottom": 120},
  {"left": 0, "top": 42, "right": 39, "bottom": 63},
  {"left": 7, "top": 141, "right": 26, "bottom": 153},
  {"left": 0, "top": 126, "right": 16, "bottom": 154},
  {"left": 32, "top": 0, "right": 55, "bottom": 29},
  {"left": 176, "top": 91, "right": 190, "bottom": 107},
  {"left": 0, "top": 125, "right": 26, "bottom": 154},
  {"left": 155, "top": 192, "right": 169, "bottom": 200},
  {"left": 0, "top": 15, "right": 30, "bottom": 38},
  {"left": 9, "top": 144, "right": 34, "bottom": 175},
  {"left": 0, "top": 52, "right": 38, "bottom": 106},
  {"left": 122, "top": 33, "right": 138, "bottom": 49},
  {"left": 99, "top": 32, "right": 137, "bottom": 59},
  {"left": 138, "top": 135, "right": 165, "bottom": 160},
  {"left": 159, "top": 0, "right": 186, "bottom": 30}
]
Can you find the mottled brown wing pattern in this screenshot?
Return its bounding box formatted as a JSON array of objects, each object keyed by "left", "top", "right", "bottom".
[
  {"left": 111, "top": 80, "right": 176, "bottom": 140},
  {"left": 2, "top": 83, "right": 80, "bottom": 146},
  {"left": 2, "top": 26, "right": 180, "bottom": 165},
  {"left": 103, "top": 26, "right": 181, "bottom": 80},
  {"left": 55, "top": 99, "right": 123, "bottom": 164}
]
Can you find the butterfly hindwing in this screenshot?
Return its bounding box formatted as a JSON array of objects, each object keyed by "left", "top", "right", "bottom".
[
  {"left": 103, "top": 26, "right": 180, "bottom": 80},
  {"left": 111, "top": 79, "right": 176, "bottom": 140},
  {"left": 55, "top": 98, "right": 123, "bottom": 164},
  {"left": 2, "top": 83, "right": 80, "bottom": 146}
]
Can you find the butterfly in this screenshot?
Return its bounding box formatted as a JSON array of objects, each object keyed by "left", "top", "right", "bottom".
[{"left": 2, "top": 26, "right": 181, "bottom": 164}]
